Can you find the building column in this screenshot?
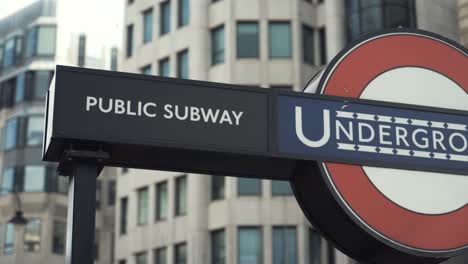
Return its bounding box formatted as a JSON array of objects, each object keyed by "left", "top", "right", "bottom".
[
  {"left": 324, "top": 0, "right": 346, "bottom": 61},
  {"left": 187, "top": 174, "right": 210, "bottom": 264}
]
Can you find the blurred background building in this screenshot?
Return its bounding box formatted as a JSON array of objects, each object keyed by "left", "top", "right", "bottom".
[
  {"left": 0, "top": 0, "right": 466, "bottom": 264},
  {"left": 118, "top": 0, "right": 465, "bottom": 264},
  {"left": 0, "top": 0, "right": 120, "bottom": 263}
]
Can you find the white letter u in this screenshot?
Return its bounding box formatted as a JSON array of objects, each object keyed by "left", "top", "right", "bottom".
[{"left": 295, "top": 107, "right": 330, "bottom": 148}]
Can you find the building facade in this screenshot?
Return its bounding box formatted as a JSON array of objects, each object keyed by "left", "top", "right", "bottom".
[
  {"left": 0, "top": 0, "right": 120, "bottom": 264},
  {"left": 119, "top": 1, "right": 464, "bottom": 264},
  {"left": 459, "top": 0, "right": 468, "bottom": 46}
]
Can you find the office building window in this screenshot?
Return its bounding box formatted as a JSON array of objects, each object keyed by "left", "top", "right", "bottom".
[
  {"left": 309, "top": 229, "right": 321, "bottom": 264},
  {"left": 346, "top": 0, "right": 416, "bottom": 41},
  {"left": 24, "top": 219, "right": 41, "bottom": 252},
  {"left": 126, "top": 24, "right": 134, "bottom": 57},
  {"left": 4, "top": 118, "right": 18, "bottom": 150},
  {"left": 273, "top": 227, "right": 297, "bottom": 264},
  {"left": 154, "top": 247, "right": 167, "bottom": 264},
  {"left": 143, "top": 8, "right": 153, "bottom": 44},
  {"left": 160, "top": 1, "right": 171, "bottom": 35},
  {"left": 52, "top": 220, "right": 66, "bottom": 254},
  {"left": 135, "top": 251, "right": 148, "bottom": 264},
  {"left": 24, "top": 166, "right": 46, "bottom": 192},
  {"left": 211, "top": 25, "right": 225, "bottom": 65},
  {"left": 175, "top": 243, "right": 187, "bottom": 264},
  {"left": 156, "top": 181, "right": 168, "bottom": 221},
  {"left": 1, "top": 168, "right": 15, "bottom": 194},
  {"left": 159, "top": 57, "right": 170, "bottom": 77},
  {"left": 96, "top": 181, "right": 101, "bottom": 210},
  {"left": 272, "top": 181, "right": 293, "bottom": 196},
  {"left": 0, "top": 42, "right": 4, "bottom": 70},
  {"left": 318, "top": 27, "right": 327, "bottom": 65},
  {"left": 302, "top": 25, "right": 314, "bottom": 64},
  {"left": 4, "top": 223, "right": 14, "bottom": 255},
  {"left": 237, "top": 22, "right": 259, "bottom": 58},
  {"left": 57, "top": 173, "right": 69, "bottom": 194},
  {"left": 33, "top": 71, "right": 51, "bottom": 99},
  {"left": 177, "top": 49, "right": 189, "bottom": 79},
  {"left": 141, "top": 65, "right": 152, "bottom": 75},
  {"left": 3, "top": 38, "right": 15, "bottom": 68},
  {"left": 51, "top": 221, "right": 66, "bottom": 255},
  {"left": 15, "top": 72, "right": 26, "bottom": 103},
  {"left": 137, "top": 187, "right": 149, "bottom": 225},
  {"left": 120, "top": 197, "right": 128, "bottom": 234},
  {"left": 108, "top": 180, "right": 116, "bottom": 206},
  {"left": 37, "top": 26, "right": 56, "bottom": 56},
  {"left": 78, "top": 34, "right": 86, "bottom": 67},
  {"left": 175, "top": 175, "right": 187, "bottom": 216},
  {"left": 27, "top": 115, "right": 44, "bottom": 146},
  {"left": 111, "top": 47, "right": 118, "bottom": 71},
  {"left": 211, "top": 176, "right": 225, "bottom": 200},
  {"left": 238, "top": 178, "right": 261, "bottom": 196},
  {"left": 211, "top": 229, "right": 225, "bottom": 264},
  {"left": 25, "top": 27, "right": 37, "bottom": 58},
  {"left": 269, "top": 22, "right": 291, "bottom": 58},
  {"left": 178, "top": 0, "right": 190, "bottom": 27},
  {"left": 238, "top": 227, "right": 262, "bottom": 264}
]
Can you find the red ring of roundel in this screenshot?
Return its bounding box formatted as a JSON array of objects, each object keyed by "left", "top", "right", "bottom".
[{"left": 320, "top": 33, "right": 468, "bottom": 252}]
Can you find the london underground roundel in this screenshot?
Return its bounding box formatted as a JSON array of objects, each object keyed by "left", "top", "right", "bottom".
[{"left": 293, "top": 29, "right": 468, "bottom": 263}]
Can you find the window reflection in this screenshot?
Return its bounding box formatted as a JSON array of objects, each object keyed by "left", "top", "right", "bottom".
[{"left": 24, "top": 219, "right": 41, "bottom": 252}]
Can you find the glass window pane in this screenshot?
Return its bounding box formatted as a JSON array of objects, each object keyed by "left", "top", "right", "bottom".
[
  {"left": 108, "top": 180, "right": 116, "bottom": 206},
  {"left": 302, "top": 25, "right": 314, "bottom": 64},
  {"left": 0, "top": 43, "right": 4, "bottom": 69},
  {"left": 26, "top": 27, "right": 38, "bottom": 58},
  {"left": 27, "top": 115, "right": 44, "bottom": 146},
  {"left": 238, "top": 178, "right": 261, "bottom": 196},
  {"left": 120, "top": 197, "right": 128, "bottom": 234},
  {"left": 137, "top": 187, "right": 149, "bottom": 225},
  {"left": 318, "top": 27, "right": 327, "bottom": 65},
  {"left": 175, "top": 243, "right": 187, "bottom": 264},
  {"left": 211, "top": 176, "right": 225, "bottom": 200},
  {"left": 135, "top": 251, "right": 148, "bottom": 264},
  {"left": 156, "top": 181, "right": 168, "bottom": 220},
  {"left": 175, "top": 176, "right": 187, "bottom": 215},
  {"left": 211, "top": 26, "right": 225, "bottom": 65},
  {"left": 143, "top": 9, "right": 153, "bottom": 44},
  {"left": 309, "top": 229, "right": 321, "bottom": 264},
  {"left": 24, "top": 166, "right": 46, "bottom": 192},
  {"left": 1, "top": 168, "right": 15, "bottom": 194},
  {"left": 141, "top": 65, "right": 152, "bottom": 75},
  {"left": 34, "top": 71, "right": 51, "bottom": 99},
  {"left": 15, "top": 72, "right": 26, "bottom": 103},
  {"left": 4, "top": 118, "right": 18, "bottom": 150},
  {"left": 273, "top": 227, "right": 297, "bottom": 264},
  {"left": 211, "top": 229, "right": 225, "bottom": 264},
  {"left": 238, "top": 227, "right": 261, "bottom": 264},
  {"left": 3, "top": 38, "right": 15, "bottom": 68},
  {"left": 160, "top": 2, "right": 171, "bottom": 35},
  {"left": 272, "top": 181, "right": 293, "bottom": 196},
  {"left": 155, "top": 247, "right": 167, "bottom": 264},
  {"left": 269, "top": 22, "right": 291, "bottom": 58},
  {"left": 384, "top": 5, "right": 410, "bottom": 28},
  {"left": 237, "top": 23, "right": 259, "bottom": 58},
  {"left": 361, "top": 6, "right": 384, "bottom": 35},
  {"left": 126, "top": 24, "right": 134, "bottom": 57},
  {"left": 4, "top": 223, "right": 15, "bottom": 255},
  {"left": 159, "top": 58, "right": 170, "bottom": 77},
  {"left": 177, "top": 49, "right": 189, "bottom": 79},
  {"left": 24, "top": 219, "right": 41, "bottom": 252},
  {"left": 37, "top": 26, "right": 56, "bottom": 56},
  {"left": 178, "top": 0, "right": 190, "bottom": 27}
]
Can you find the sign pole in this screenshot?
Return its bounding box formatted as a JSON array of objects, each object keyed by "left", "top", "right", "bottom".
[{"left": 64, "top": 159, "right": 101, "bottom": 264}]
